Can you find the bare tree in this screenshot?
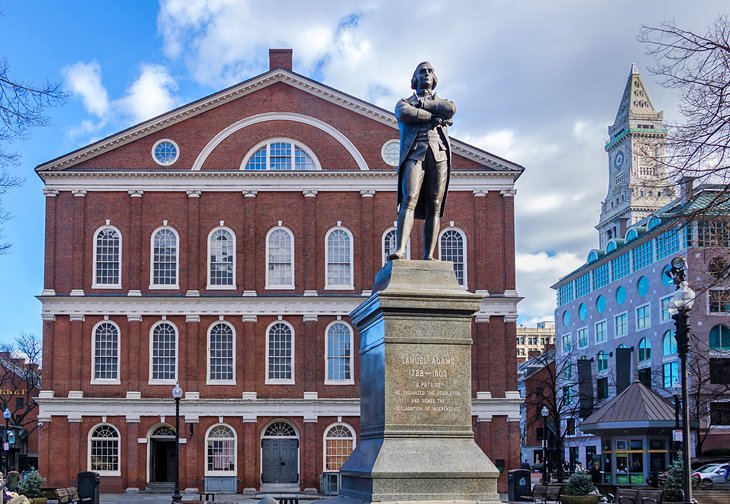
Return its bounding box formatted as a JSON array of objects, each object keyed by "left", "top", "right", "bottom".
[
  {"left": 0, "top": 332, "right": 42, "bottom": 436},
  {"left": 0, "top": 54, "right": 67, "bottom": 252},
  {"left": 638, "top": 16, "right": 730, "bottom": 190}
]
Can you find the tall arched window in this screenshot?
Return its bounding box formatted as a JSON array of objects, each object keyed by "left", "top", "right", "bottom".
[
  {"left": 208, "top": 228, "right": 235, "bottom": 288},
  {"left": 92, "top": 321, "right": 120, "bottom": 383},
  {"left": 206, "top": 424, "right": 236, "bottom": 475},
  {"left": 150, "top": 321, "right": 177, "bottom": 384},
  {"left": 151, "top": 227, "right": 179, "bottom": 288},
  {"left": 266, "top": 227, "right": 294, "bottom": 288},
  {"left": 439, "top": 228, "right": 466, "bottom": 286},
  {"left": 325, "top": 322, "right": 353, "bottom": 384},
  {"left": 323, "top": 423, "right": 356, "bottom": 471},
  {"left": 382, "top": 228, "right": 410, "bottom": 265},
  {"left": 208, "top": 322, "right": 235, "bottom": 384},
  {"left": 710, "top": 324, "right": 730, "bottom": 351},
  {"left": 638, "top": 338, "right": 652, "bottom": 363},
  {"left": 88, "top": 424, "right": 120, "bottom": 475},
  {"left": 663, "top": 330, "right": 677, "bottom": 356},
  {"left": 93, "top": 226, "right": 121, "bottom": 288},
  {"left": 596, "top": 350, "right": 608, "bottom": 373},
  {"left": 242, "top": 139, "right": 319, "bottom": 171},
  {"left": 325, "top": 227, "right": 353, "bottom": 289},
  {"left": 266, "top": 322, "right": 294, "bottom": 384}
]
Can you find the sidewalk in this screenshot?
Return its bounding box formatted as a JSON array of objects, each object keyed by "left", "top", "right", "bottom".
[{"left": 99, "top": 493, "right": 518, "bottom": 504}]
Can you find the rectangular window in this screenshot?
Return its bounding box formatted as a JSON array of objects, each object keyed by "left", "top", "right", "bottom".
[
  {"left": 597, "top": 377, "right": 609, "bottom": 400},
  {"left": 562, "top": 334, "right": 572, "bottom": 353},
  {"left": 636, "top": 304, "right": 651, "bottom": 330},
  {"left": 710, "top": 402, "right": 730, "bottom": 425},
  {"left": 558, "top": 283, "right": 575, "bottom": 306},
  {"left": 698, "top": 221, "right": 730, "bottom": 248},
  {"left": 660, "top": 296, "right": 673, "bottom": 323},
  {"left": 595, "top": 320, "right": 607, "bottom": 344},
  {"left": 710, "top": 359, "right": 730, "bottom": 384},
  {"left": 656, "top": 229, "right": 681, "bottom": 260},
  {"left": 709, "top": 289, "right": 730, "bottom": 314},
  {"left": 611, "top": 253, "right": 630, "bottom": 281},
  {"left": 566, "top": 418, "right": 576, "bottom": 435},
  {"left": 578, "top": 327, "right": 588, "bottom": 348},
  {"left": 592, "top": 263, "right": 609, "bottom": 290},
  {"left": 632, "top": 241, "right": 654, "bottom": 271},
  {"left": 615, "top": 313, "right": 628, "bottom": 337},
  {"left": 638, "top": 367, "right": 652, "bottom": 388},
  {"left": 563, "top": 386, "right": 574, "bottom": 404},
  {"left": 576, "top": 274, "right": 591, "bottom": 298},
  {"left": 663, "top": 361, "right": 679, "bottom": 388}
]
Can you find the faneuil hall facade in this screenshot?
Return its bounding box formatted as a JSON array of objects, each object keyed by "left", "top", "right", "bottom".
[{"left": 35, "top": 49, "right": 523, "bottom": 494}]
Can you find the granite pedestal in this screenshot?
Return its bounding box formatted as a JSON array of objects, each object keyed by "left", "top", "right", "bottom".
[{"left": 334, "top": 260, "right": 499, "bottom": 504}]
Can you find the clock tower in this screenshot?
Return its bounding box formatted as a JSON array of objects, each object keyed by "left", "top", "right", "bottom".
[{"left": 597, "top": 64, "right": 675, "bottom": 248}]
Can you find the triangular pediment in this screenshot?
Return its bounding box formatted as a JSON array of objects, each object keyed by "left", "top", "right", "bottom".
[
  {"left": 612, "top": 64, "right": 659, "bottom": 129},
  {"left": 36, "top": 68, "right": 523, "bottom": 174}
]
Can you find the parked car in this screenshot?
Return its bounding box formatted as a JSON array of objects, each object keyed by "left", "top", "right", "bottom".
[{"left": 692, "top": 463, "right": 729, "bottom": 488}]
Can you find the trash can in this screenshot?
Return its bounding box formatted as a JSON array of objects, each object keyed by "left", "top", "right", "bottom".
[
  {"left": 508, "top": 469, "right": 532, "bottom": 502},
  {"left": 77, "top": 471, "right": 100, "bottom": 504}
]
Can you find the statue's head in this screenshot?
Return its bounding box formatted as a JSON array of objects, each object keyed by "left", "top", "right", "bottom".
[{"left": 411, "top": 61, "right": 437, "bottom": 91}]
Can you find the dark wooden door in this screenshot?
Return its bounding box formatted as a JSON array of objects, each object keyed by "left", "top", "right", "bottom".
[{"left": 262, "top": 439, "right": 298, "bottom": 483}]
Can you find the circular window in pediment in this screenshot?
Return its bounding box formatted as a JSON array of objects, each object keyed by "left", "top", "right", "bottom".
[
  {"left": 381, "top": 139, "right": 400, "bottom": 167},
  {"left": 152, "top": 139, "right": 179, "bottom": 166}
]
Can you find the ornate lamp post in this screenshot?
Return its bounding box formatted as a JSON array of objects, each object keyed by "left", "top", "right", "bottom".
[
  {"left": 541, "top": 406, "right": 549, "bottom": 484},
  {"left": 3, "top": 408, "right": 10, "bottom": 478},
  {"left": 171, "top": 383, "right": 183, "bottom": 504},
  {"left": 667, "top": 257, "right": 695, "bottom": 504}
]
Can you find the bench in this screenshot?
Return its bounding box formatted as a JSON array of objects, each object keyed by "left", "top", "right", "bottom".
[
  {"left": 616, "top": 488, "right": 664, "bottom": 504},
  {"left": 276, "top": 497, "right": 300, "bottom": 504},
  {"left": 531, "top": 483, "right": 562, "bottom": 504},
  {"left": 45, "top": 487, "right": 92, "bottom": 504},
  {"left": 196, "top": 491, "right": 218, "bottom": 501}
]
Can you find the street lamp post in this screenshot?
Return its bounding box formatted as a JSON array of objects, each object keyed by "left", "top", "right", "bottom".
[
  {"left": 541, "top": 406, "right": 549, "bottom": 484},
  {"left": 171, "top": 383, "right": 183, "bottom": 504},
  {"left": 3, "top": 408, "right": 11, "bottom": 478},
  {"left": 667, "top": 257, "right": 695, "bottom": 504}
]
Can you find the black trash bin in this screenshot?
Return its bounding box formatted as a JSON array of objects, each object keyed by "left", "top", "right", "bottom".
[
  {"left": 508, "top": 469, "right": 532, "bottom": 501},
  {"left": 77, "top": 471, "right": 100, "bottom": 504}
]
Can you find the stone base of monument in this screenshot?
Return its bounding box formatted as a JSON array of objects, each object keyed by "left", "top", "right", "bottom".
[{"left": 324, "top": 260, "right": 499, "bottom": 504}]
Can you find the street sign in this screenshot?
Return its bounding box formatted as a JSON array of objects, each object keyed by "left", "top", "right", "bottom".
[{"left": 673, "top": 429, "right": 683, "bottom": 442}]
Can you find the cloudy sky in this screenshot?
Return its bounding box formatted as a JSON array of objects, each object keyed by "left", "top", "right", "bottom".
[{"left": 0, "top": 1, "right": 726, "bottom": 345}]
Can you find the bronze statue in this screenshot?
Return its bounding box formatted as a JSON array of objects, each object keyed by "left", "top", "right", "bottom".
[{"left": 389, "top": 61, "right": 455, "bottom": 261}]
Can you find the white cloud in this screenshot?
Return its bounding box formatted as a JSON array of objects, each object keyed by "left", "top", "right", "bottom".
[
  {"left": 516, "top": 251, "right": 584, "bottom": 322},
  {"left": 62, "top": 61, "right": 109, "bottom": 119},
  {"left": 117, "top": 64, "right": 179, "bottom": 124}
]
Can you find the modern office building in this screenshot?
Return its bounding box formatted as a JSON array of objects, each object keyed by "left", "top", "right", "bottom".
[
  {"left": 35, "top": 49, "right": 524, "bottom": 493},
  {"left": 516, "top": 321, "right": 555, "bottom": 361}
]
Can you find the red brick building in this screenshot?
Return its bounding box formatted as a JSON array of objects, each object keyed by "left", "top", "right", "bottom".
[{"left": 35, "top": 49, "right": 523, "bottom": 494}]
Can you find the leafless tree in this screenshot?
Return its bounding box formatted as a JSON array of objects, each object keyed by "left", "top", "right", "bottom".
[
  {"left": 638, "top": 16, "right": 730, "bottom": 191},
  {"left": 0, "top": 332, "right": 42, "bottom": 436}
]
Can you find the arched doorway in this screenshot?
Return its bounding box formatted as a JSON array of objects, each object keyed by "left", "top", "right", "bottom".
[
  {"left": 261, "top": 421, "right": 299, "bottom": 484},
  {"left": 149, "top": 425, "right": 176, "bottom": 483}
]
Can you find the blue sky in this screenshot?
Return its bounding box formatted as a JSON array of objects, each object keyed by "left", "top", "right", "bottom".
[{"left": 0, "top": 1, "right": 726, "bottom": 346}]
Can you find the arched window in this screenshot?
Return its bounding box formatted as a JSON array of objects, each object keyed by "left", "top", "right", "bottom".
[
  {"left": 596, "top": 350, "right": 608, "bottom": 373},
  {"left": 323, "top": 423, "right": 356, "bottom": 471},
  {"left": 92, "top": 321, "right": 120, "bottom": 383},
  {"left": 439, "top": 228, "right": 466, "bottom": 286},
  {"left": 266, "top": 322, "right": 294, "bottom": 384},
  {"left": 242, "top": 139, "right": 319, "bottom": 171},
  {"left": 208, "top": 322, "right": 235, "bottom": 384},
  {"left": 266, "top": 227, "right": 294, "bottom": 288},
  {"left": 638, "top": 338, "right": 652, "bottom": 363},
  {"left": 325, "top": 227, "right": 353, "bottom": 289},
  {"left": 151, "top": 227, "right": 179, "bottom": 288},
  {"left": 150, "top": 321, "right": 177, "bottom": 383},
  {"left": 93, "top": 226, "right": 121, "bottom": 288},
  {"left": 208, "top": 228, "right": 235, "bottom": 288},
  {"left": 88, "top": 424, "right": 120, "bottom": 475},
  {"left": 325, "top": 322, "right": 353, "bottom": 384},
  {"left": 663, "top": 330, "right": 677, "bottom": 356},
  {"left": 382, "top": 228, "right": 410, "bottom": 265},
  {"left": 710, "top": 324, "right": 730, "bottom": 351},
  {"left": 206, "top": 424, "right": 236, "bottom": 474}
]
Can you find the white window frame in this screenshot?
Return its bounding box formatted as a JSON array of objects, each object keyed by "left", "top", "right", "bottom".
[
  {"left": 265, "top": 226, "right": 295, "bottom": 289},
  {"left": 265, "top": 321, "right": 295, "bottom": 385},
  {"left": 149, "top": 320, "right": 178, "bottom": 385},
  {"left": 708, "top": 288, "right": 730, "bottom": 316},
  {"left": 240, "top": 137, "right": 322, "bottom": 171},
  {"left": 207, "top": 321, "right": 236, "bottom": 385},
  {"left": 439, "top": 227, "right": 468, "bottom": 288},
  {"left": 381, "top": 227, "right": 410, "bottom": 265},
  {"left": 322, "top": 422, "right": 357, "bottom": 472},
  {"left": 659, "top": 295, "right": 673, "bottom": 323},
  {"left": 150, "top": 226, "right": 180, "bottom": 289},
  {"left": 204, "top": 424, "right": 237, "bottom": 476},
  {"left": 614, "top": 311, "right": 628, "bottom": 338},
  {"left": 325, "top": 321, "right": 354, "bottom": 385},
  {"left": 636, "top": 302, "right": 652, "bottom": 331},
  {"left": 594, "top": 319, "right": 608, "bottom": 344},
  {"left": 638, "top": 337, "right": 652, "bottom": 365},
  {"left": 92, "top": 225, "right": 122, "bottom": 289},
  {"left": 596, "top": 350, "right": 609, "bottom": 374},
  {"left": 561, "top": 333, "right": 572, "bottom": 353},
  {"left": 325, "top": 226, "right": 354, "bottom": 290},
  {"left": 577, "top": 326, "right": 589, "bottom": 349},
  {"left": 91, "top": 320, "right": 121, "bottom": 385},
  {"left": 207, "top": 226, "right": 236, "bottom": 290},
  {"left": 88, "top": 424, "right": 121, "bottom": 476}
]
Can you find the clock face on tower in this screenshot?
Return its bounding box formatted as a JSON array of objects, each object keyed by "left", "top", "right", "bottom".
[{"left": 613, "top": 150, "right": 625, "bottom": 170}]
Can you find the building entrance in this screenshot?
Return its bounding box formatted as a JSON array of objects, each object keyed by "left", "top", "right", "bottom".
[
  {"left": 261, "top": 422, "right": 299, "bottom": 483},
  {"left": 149, "top": 426, "right": 176, "bottom": 483}
]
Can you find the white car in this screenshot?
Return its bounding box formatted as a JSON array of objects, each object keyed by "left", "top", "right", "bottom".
[{"left": 692, "top": 463, "right": 729, "bottom": 487}]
